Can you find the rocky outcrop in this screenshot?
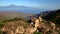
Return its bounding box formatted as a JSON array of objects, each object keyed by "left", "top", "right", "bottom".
[{"left": 0, "top": 16, "right": 60, "bottom": 34}]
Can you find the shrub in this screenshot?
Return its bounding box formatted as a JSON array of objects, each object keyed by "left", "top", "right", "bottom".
[
  {"left": 0, "top": 30, "right": 6, "bottom": 34},
  {"left": 0, "top": 21, "right": 5, "bottom": 28},
  {"left": 0, "top": 30, "right": 3, "bottom": 34},
  {"left": 34, "top": 31, "right": 43, "bottom": 34}
]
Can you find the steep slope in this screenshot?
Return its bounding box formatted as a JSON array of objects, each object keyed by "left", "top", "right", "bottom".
[
  {"left": 43, "top": 9, "right": 60, "bottom": 25},
  {"left": 33, "top": 9, "right": 60, "bottom": 25}
]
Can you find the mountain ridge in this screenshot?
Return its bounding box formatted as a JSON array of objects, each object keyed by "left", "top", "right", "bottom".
[{"left": 0, "top": 5, "right": 46, "bottom": 14}]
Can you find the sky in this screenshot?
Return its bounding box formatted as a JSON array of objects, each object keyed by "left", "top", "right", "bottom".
[{"left": 0, "top": 0, "right": 60, "bottom": 10}]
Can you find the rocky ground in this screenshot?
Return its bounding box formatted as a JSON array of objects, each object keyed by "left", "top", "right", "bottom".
[{"left": 0, "top": 17, "right": 60, "bottom": 34}]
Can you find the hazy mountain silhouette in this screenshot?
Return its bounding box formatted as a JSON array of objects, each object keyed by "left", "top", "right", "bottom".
[{"left": 0, "top": 4, "right": 43, "bottom": 14}]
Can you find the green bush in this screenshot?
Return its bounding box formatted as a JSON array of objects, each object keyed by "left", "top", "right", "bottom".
[
  {"left": 0, "top": 21, "right": 5, "bottom": 28},
  {"left": 0, "top": 30, "right": 6, "bottom": 34},
  {"left": 34, "top": 31, "right": 43, "bottom": 34},
  {"left": 2, "top": 17, "right": 26, "bottom": 22},
  {"left": 0, "top": 31, "right": 3, "bottom": 34},
  {"left": 0, "top": 23, "right": 4, "bottom": 28}
]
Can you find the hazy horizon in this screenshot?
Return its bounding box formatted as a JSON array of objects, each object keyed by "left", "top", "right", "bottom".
[
  {"left": 0, "top": 0, "right": 60, "bottom": 10},
  {"left": 0, "top": 0, "right": 60, "bottom": 14}
]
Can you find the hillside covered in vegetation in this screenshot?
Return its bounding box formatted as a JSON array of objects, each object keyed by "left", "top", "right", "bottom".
[
  {"left": 43, "top": 9, "right": 60, "bottom": 25},
  {"left": 34, "top": 9, "right": 60, "bottom": 25}
]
